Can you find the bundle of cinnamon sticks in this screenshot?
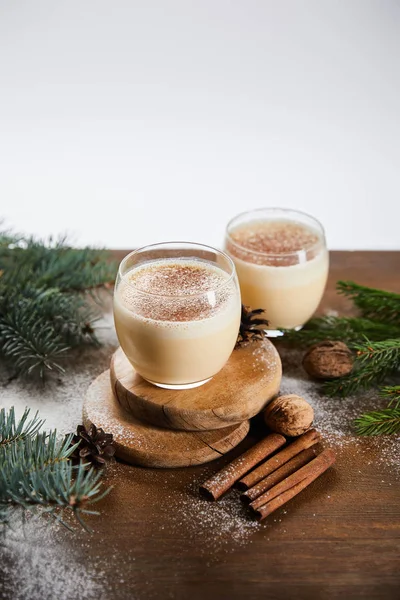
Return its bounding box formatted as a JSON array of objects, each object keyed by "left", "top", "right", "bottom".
[{"left": 199, "top": 429, "right": 335, "bottom": 521}]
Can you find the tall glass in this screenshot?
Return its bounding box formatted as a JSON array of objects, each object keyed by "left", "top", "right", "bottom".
[
  {"left": 224, "top": 208, "right": 328, "bottom": 334},
  {"left": 113, "top": 242, "right": 241, "bottom": 389}
]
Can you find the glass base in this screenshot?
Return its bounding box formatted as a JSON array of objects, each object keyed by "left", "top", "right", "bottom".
[
  {"left": 145, "top": 377, "right": 213, "bottom": 390},
  {"left": 265, "top": 325, "right": 303, "bottom": 338},
  {"left": 265, "top": 329, "right": 284, "bottom": 338}
]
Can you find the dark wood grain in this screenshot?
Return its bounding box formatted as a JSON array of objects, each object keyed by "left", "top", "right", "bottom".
[
  {"left": 75, "top": 250, "right": 399, "bottom": 600},
  {"left": 87, "top": 250, "right": 400, "bottom": 600},
  {"left": 83, "top": 370, "right": 250, "bottom": 467},
  {"left": 6, "top": 251, "right": 400, "bottom": 600}
]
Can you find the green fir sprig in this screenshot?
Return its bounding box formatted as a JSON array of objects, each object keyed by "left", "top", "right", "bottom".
[
  {"left": 355, "top": 386, "right": 400, "bottom": 436},
  {"left": 323, "top": 338, "right": 400, "bottom": 398},
  {"left": 0, "top": 406, "right": 44, "bottom": 446},
  {"left": 380, "top": 385, "right": 400, "bottom": 402},
  {"left": 0, "top": 407, "right": 110, "bottom": 531},
  {"left": 338, "top": 281, "right": 400, "bottom": 326},
  {"left": 0, "top": 230, "right": 116, "bottom": 378},
  {"left": 282, "top": 316, "right": 400, "bottom": 347},
  {"left": 282, "top": 280, "right": 400, "bottom": 435}
]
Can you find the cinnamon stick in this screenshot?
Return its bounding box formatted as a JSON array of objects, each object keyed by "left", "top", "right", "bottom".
[
  {"left": 237, "top": 428, "right": 320, "bottom": 491},
  {"left": 199, "top": 433, "right": 286, "bottom": 501},
  {"left": 250, "top": 448, "right": 336, "bottom": 518},
  {"left": 240, "top": 447, "right": 317, "bottom": 505}
]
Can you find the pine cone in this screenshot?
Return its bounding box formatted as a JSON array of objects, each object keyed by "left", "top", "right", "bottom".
[
  {"left": 236, "top": 305, "right": 269, "bottom": 347},
  {"left": 69, "top": 423, "right": 116, "bottom": 467}
]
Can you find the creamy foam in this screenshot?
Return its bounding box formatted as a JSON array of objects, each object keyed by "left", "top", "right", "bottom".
[
  {"left": 227, "top": 220, "right": 322, "bottom": 266},
  {"left": 127, "top": 259, "right": 230, "bottom": 295},
  {"left": 117, "top": 259, "right": 234, "bottom": 323}
]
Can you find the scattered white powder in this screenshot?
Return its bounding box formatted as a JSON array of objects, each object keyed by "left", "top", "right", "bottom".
[
  {"left": 0, "top": 318, "right": 399, "bottom": 599},
  {"left": 0, "top": 514, "right": 105, "bottom": 600},
  {"left": 251, "top": 342, "right": 279, "bottom": 384},
  {"left": 163, "top": 485, "right": 262, "bottom": 553},
  {"left": 0, "top": 308, "right": 118, "bottom": 433},
  {"left": 278, "top": 345, "right": 400, "bottom": 477},
  {"left": 0, "top": 316, "right": 118, "bottom": 600}
]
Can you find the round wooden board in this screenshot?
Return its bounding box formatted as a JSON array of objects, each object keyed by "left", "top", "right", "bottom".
[
  {"left": 83, "top": 371, "right": 250, "bottom": 468},
  {"left": 110, "top": 337, "right": 282, "bottom": 431}
]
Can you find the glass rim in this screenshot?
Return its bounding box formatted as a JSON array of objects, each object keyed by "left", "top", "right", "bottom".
[
  {"left": 117, "top": 241, "right": 237, "bottom": 299},
  {"left": 225, "top": 207, "right": 326, "bottom": 258}
]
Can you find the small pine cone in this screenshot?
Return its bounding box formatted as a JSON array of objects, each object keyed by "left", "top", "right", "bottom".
[
  {"left": 69, "top": 423, "right": 116, "bottom": 468},
  {"left": 236, "top": 305, "right": 269, "bottom": 347},
  {"left": 303, "top": 340, "right": 353, "bottom": 380}
]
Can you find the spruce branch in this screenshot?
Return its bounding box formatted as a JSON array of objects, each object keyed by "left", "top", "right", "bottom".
[
  {"left": 323, "top": 338, "right": 400, "bottom": 397},
  {"left": 1, "top": 461, "right": 109, "bottom": 532},
  {"left": 0, "top": 304, "right": 69, "bottom": 376},
  {"left": 281, "top": 316, "right": 400, "bottom": 347},
  {"left": 1, "top": 431, "right": 79, "bottom": 474},
  {"left": 0, "top": 230, "right": 116, "bottom": 378},
  {"left": 0, "top": 233, "right": 115, "bottom": 293},
  {"left": 354, "top": 400, "right": 400, "bottom": 436},
  {"left": 337, "top": 280, "right": 400, "bottom": 326},
  {"left": 0, "top": 407, "right": 110, "bottom": 531},
  {"left": 354, "top": 385, "right": 400, "bottom": 435},
  {"left": 355, "top": 385, "right": 400, "bottom": 435},
  {"left": 281, "top": 278, "right": 400, "bottom": 435},
  {"left": 380, "top": 385, "right": 400, "bottom": 404},
  {"left": 0, "top": 407, "right": 43, "bottom": 447}
]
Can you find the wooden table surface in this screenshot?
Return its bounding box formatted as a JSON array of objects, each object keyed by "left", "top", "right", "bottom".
[{"left": 3, "top": 251, "right": 400, "bottom": 600}]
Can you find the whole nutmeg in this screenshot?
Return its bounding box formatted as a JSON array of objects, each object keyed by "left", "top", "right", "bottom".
[
  {"left": 264, "top": 394, "right": 314, "bottom": 437},
  {"left": 303, "top": 340, "right": 353, "bottom": 380}
]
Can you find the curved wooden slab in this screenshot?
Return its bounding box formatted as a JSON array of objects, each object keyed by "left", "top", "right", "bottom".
[
  {"left": 110, "top": 338, "right": 282, "bottom": 431},
  {"left": 83, "top": 371, "right": 250, "bottom": 468}
]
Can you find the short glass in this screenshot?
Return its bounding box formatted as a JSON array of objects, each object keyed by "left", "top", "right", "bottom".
[
  {"left": 224, "top": 208, "right": 329, "bottom": 334},
  {"left": 113, "top": 242, "right": 241, "bottom": 389}
]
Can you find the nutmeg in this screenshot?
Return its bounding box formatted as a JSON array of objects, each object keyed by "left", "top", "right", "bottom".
[
  {"left": 303, "top": 340, "right": 353, "bottom": 380},
  {"left": 264, "top": 394, "right": 314, "bottom": 437}
]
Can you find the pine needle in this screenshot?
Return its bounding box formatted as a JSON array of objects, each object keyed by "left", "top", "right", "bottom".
[
  {"left": 337, "top": 281, "right": 400, "bottom": 326},
  {"left": 0, "top": 230, "right": 116, "bottom": 378},
  {"left": 281, "top": 279, "right": 400, "bottom": 435},
  {"left": 380, "top": 385, "right": 400, "bottom": 404},
  {"left": 282, "top": 315, "right": 400, "bottom": 347},
  {"left": 0, "top": 407, "right": 44, "bottom": 446},
  {"left": 355, "top": 402, "right": 400, "bottom": 436},
  {"left": 323, "top": 338, "right": 400, "bottom": 397},
  {"left": 0, "top": 407, "right": 109, "bottom": 530}
]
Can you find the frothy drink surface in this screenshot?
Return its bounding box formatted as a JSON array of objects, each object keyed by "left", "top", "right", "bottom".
[
  {"left": 228, "top": 220, "right": 321, "bottom": 266},
  {"left": 117, "top": 259, "right": 234, "bottom": 322}
]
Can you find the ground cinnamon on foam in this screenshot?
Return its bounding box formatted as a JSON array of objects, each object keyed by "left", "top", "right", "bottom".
[
  {"left": 227, "top": 220, "right": 322, "bottom": 266},
  {"left": 128, "top": 261, "right": 228, "bottom": 296},
  {"left": 119, "top": 259, "right": 234, "bottom": 322}
]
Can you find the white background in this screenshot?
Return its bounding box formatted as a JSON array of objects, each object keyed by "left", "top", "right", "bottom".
[{"left": 1, "top": 0, "right": 399, "bottom": 250}]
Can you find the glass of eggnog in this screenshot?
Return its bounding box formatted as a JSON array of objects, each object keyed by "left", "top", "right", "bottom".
[
  {"left": 113, "top": 242, "right": 241, "bottom": 389},
  {"left": 225, "top": 208, "right": 329, "bottom": 334}
]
